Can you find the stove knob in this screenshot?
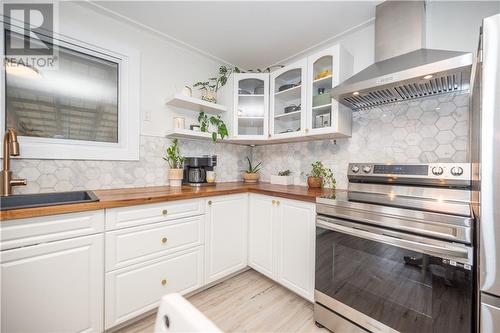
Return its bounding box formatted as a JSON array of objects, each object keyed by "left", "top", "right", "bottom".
[
  {"left": 362, "top": 165, "right": 372, "bottom": 174},
  {"left": 351, "top": 166, "right": 360, "bottom": 173},
  {"left": 451, "top": 166, "right": 464, "bottom": 176},
  {"left": 432, "top": 166, "right": 444, "bottom": 176}
]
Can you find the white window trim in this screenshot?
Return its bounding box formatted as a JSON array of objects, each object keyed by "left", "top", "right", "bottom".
[{"left": 1, "top": 22, "right": 141, "bottom": 161}]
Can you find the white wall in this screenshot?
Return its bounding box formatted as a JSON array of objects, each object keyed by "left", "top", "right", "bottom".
[
  {"left": 426, "top": 1, "right": 500, "bottom": 55},
  {"left": 277, "top": 1, "right": 498, "bottom": 75},
  {"left": 60, "top": 2, "right": 225, "bottom": 138},
  {"left": 7, "top": 2, "right": 251, "bottom": 193}
]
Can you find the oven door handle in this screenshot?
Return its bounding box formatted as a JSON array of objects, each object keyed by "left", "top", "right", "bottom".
[{"left": 317, "top": 217, "right": 471, "bottom": 262}]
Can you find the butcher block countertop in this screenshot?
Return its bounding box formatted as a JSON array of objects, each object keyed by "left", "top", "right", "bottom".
[{"left": 0, "top": 182, "right": 336, "bottom": 221}]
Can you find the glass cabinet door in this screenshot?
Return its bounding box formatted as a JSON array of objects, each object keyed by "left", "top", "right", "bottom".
[
  {"left": 233, "top": 74, "right": 269, "bottom": 139},
  {"left": 307, "top": 47, "right": 337, "bottom": 134},
  {"left": 306, "top": 45, "right": 353, "bottom": 137},
  {"left": 270, "top": 59, "right": 307, "bottom": 138}
]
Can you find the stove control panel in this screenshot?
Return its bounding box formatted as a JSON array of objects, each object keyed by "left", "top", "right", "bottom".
[{"left": 347, "top": 163, "right": 471, "bottom": 185}]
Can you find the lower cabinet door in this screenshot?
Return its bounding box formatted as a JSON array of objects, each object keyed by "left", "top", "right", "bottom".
[
  {"left": 205, "top": 194, "right": 248, "bottom": 284},
  {"left": 1, "top": 234, "right": 104, "bottom": 333},
  {"left": 105, "top": 246, "right": 204, "bottom": 329},
  {"left": 248, "top": 194, "right": 276, "bottom": 279},
  {"left": 276, "top": 198, "right": 315, "bottom": 301}
]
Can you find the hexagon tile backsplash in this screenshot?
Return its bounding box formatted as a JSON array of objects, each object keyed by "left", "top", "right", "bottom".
[
  {"left": 252, "top": 92, "right": 470, "bottom": 189},
  {"left": 10, "top": 137, "right": 251, "bottom": 194},
  {"left": 7, "top": 92, "right": 469, "bottom": 193}
]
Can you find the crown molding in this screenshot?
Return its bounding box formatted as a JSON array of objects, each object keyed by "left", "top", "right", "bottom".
[{"left": 80, "top": 1, "right": 236, "bottom": 67}]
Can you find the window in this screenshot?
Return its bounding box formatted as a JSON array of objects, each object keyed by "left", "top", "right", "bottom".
[{"left": 1, "top": 26, "right": 140, "bottom": 160}]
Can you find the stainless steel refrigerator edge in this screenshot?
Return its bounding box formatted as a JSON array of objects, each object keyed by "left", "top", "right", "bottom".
[{"left": 470, "top": 13, "right": 500, "bottom": 332}]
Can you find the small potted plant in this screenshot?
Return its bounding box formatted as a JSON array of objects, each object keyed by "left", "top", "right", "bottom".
[
  {"left": 193, "top": 66, "right": 234, "bottom": 103},
  {"left": 163, "top": 138, "right": 185, "bottom": 187},
  {"left": 242, "top": 157, "right": 262, "bottom": 183},
  {"left": 271, "top": 169, "right": 293, "bottom": 186},
  {"left": 304, "top": 161, "right": 336, "bottom": 189}
]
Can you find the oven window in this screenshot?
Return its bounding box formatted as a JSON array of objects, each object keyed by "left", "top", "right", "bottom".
[{"left": 315, "top": 227, "right": 473, "bottom": 332}]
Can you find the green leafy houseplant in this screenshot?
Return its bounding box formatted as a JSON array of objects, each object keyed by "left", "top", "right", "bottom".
[
  {"left": 233, "top": 65, "right": 284, "bottom": 73},
  {"left": 162, "top": 138, "right": 185, "bottom": 187},
  {"left": 194, "top": 66, "right": 234, "bottom": 103},
  {"left": 242, "top": 157, "right": 262, "bottom": 183},
  {"left": 271, "top": 169, "right": 293, "bottom": 185},
  {"left": 278, "top": 169, "right": 292, "bottom": 176},
  {"left": 198, "top": 112, "right": 228, "bottom": 142},
  {"left": 304, "top": 161, "right": 336, "bottom": 189}
]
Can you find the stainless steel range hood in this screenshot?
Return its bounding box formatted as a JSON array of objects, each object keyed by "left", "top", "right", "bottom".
[{"left": 332, "top": 1, "right": 472, "bottom": 111}]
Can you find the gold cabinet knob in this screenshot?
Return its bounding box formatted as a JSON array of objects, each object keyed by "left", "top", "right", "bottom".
[
  {"left": 305, "top": 128, "right": 309, "bottom": 133},
  {"left": 268, "top": 134, "right": 271, "bottom": 138},
  {"left": 161, "top": 279, "right": 167, "bottom": 286},
  {"left": 276, "top": 200, "right": 280, "bottom": 206},
  {"left": 162, "top": 209, "right": 168, "bottom": 215},
  {"left": 161, "top": 237, "right": 168, "bottom": 244},
  {"left": 208, "top": 200, "right": 212, "bottom": 206},
  {"left": 272, "top": 200, "right": 276, "bottom": 205}
]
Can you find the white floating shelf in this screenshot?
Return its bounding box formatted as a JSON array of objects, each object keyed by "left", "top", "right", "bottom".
[
  {"left": 166, "top": 128, "right": 250, "bottom": 145},
  {"left": 166, "top": 93, "right": 227, "bottom": 114},
  {"left": 166, "top": 128, "right": 220, "bottom": 141}
]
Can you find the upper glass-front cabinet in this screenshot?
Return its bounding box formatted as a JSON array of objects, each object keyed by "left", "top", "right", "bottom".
[
  {"left": 232, "top": 73, "right": 269, "bottom": 140},
  {"left": 306, "top": 45, "right": 353, "bottom": 136},
  {"left": 270, "top": 59, "right": 307, "bottom": 139}
]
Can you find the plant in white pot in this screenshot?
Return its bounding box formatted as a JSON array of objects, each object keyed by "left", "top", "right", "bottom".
[
  {"left": 271, "top": 169, "right": 294, "bottom": 186},
  {"left": 193, "top": 65, "right": 234, "bottom": 103},
  {"left": 163, "top": 138, "right": 185, "bottom": 187},
  {"left": 242, "top": 157, "right": 262, "bottom": 183}
]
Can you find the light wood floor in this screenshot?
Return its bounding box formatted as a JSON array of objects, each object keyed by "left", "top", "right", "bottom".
[{"left": 116, "top": 269, "right": 326, "bottom": 333}]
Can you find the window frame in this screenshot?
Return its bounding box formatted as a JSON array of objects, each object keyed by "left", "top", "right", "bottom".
[{"left": 1, "top": 22, "right": 140, "bottom": 161}]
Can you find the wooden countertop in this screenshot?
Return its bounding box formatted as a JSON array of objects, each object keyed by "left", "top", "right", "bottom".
[{"left": 0, "top": 182, "right": 337, "bottom": 221}]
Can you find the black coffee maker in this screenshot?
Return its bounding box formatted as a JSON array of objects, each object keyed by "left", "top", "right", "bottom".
[{"left": 183, "top": 155, "right": 217, "bottom": 186}]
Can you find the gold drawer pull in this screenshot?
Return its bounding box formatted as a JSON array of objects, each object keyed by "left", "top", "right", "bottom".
[
  {"left": 161, "top": 237, "right": 168, "bottom": 244},
  {"left": 161, "top": 279, "right": 167, "bottom": 286},
  {"left": 162, "top": 209, "right": 168, "bottom": 215},
  {"left": 276, "top": 200, "right": 280, "bottom": 206},
  {"left": 272, "top": 200, "right": 276, "bottom": 205},
  {"left": 208, "top": 200, "right": 212, "bottom": 206}
]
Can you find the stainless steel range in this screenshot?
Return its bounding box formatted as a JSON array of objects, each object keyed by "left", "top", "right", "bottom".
[{"left": 314, "top": 163, "right": 474, "bottom": 333}]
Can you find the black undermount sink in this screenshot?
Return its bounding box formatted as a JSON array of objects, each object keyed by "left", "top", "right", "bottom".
[{"left": 0, "top": 191, "right": 99, "bottom": 211}]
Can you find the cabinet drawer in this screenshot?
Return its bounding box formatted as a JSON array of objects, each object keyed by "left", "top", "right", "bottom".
[
  {"left": 106, "top": 215, "right": 204, "bottom": 271},
  {"left": 1, "top": 210, "right": 104, "bottom": 251},
  {"left": 105, "top": 246, "right": 204, "bottom": 329},
  {"left": 106, "top": 199, "right": 204, "bottom": 230}
]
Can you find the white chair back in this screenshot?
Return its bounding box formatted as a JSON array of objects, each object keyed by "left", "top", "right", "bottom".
[{"left": 154, "top": 293, "right": 222, "bottom": 333}]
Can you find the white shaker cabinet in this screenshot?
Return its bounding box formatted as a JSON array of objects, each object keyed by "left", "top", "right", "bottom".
[
  {"left": 205, "top": 194, "right": 248, "bottom": 283},
  {"left": 104, "top": 246, "right": 204, "bottom": 329},
  {"left": 1, "top": 234, "right": 104, "bottom": 333},
  {"left": 276, "top": 198, "right": 316, "bottom": 302},
  {"left": 248, "top": 194, "right": 276, "bottom": 279},
  {"left": 248, "top": 194, "right": 316, "bottom": 302}
]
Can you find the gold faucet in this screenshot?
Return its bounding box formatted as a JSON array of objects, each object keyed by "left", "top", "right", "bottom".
[{"left": 1, "top": 128, "right": 27, "bottom": 196}]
